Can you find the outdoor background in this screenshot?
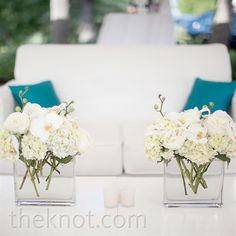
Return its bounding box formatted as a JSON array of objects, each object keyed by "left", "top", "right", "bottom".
[{"left": 0, "top": 0, "right": 235, "bottom": 84}]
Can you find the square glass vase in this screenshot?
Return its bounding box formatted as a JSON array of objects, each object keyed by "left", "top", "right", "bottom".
[
  {"left": 163, "top": 159, "right": 224, "bottom": 208},
  {"left": 14, "top": 158, "right": 76, "bottom": 206}
]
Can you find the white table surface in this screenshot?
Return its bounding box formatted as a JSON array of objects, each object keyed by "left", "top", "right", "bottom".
[
  {"left": 97, "top": 13, "right": 175, "bottom": 45},
  {"left": 1, "top": 175, "right": 236, "bottom": 236}
]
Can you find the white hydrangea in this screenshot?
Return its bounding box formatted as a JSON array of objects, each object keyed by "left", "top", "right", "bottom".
[
  {"left": 0, "top": 131, "right": 19, "bottom": 161},
  {"left": 144, "top": 135, "right": 162, "bottom": 161},
  {"left": 226, "top": 141, "right": 236, "bottom": 159},
  {"left": 21, "top": 134, "right": 47, "bottom": 160},
  {"left": 160, "top": 149, "right": 174, "bottom": 161},
  {"left": 46, "top": 119, "right": 83, "bottom": 158},
  {"left": 208, "top": 135, "right": 230, "bottom": 155},
  {"left": 177, "top": 140, "right": 216, "bottom": 165},
  {"left": 145, "top": 107, "right": 236, "bottom": 167}
]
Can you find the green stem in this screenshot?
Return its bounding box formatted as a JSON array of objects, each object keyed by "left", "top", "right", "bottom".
[
  {"left": 35, "top": 171, "right": 40, "bottom": 184},
  {"left": 45, "top": 166, "right": 54, "bottom": 191},
  {"left": 180, "top": 159, "right": 194, "bottom": 189},
  {"left": 39, "top": 160, "right": 43, "bottom": 176},
  {"left": 190, "top": 164, "right": 193, "bottom": 183},
  {"left": 176, "top": 157, "right": 188, "bottom": 195},
  {"left": 45, "top": 160, "right": 60, "bottom": 174},
  {"left": 28, "top": 166, "right": 40, "bottom": 197},
  {"left": 19, "top": 167, "right": 29, "bottom": 190},
  {"left": 192, "top": 165, "right": 205, "bottom": 194},
  {"left": 45, "top": 162, "right": 60, "bottom": 182},
  {"left": 192, "top": 163, "right": 207, "bottom": 189}
]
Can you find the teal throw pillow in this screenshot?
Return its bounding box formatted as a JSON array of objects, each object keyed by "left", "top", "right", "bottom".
[
  {"left": 183, "top": 78, "right": 236, "bottom": 112},
  {"left": 9, "top": 80, "right": 60, "bottom": 108}
]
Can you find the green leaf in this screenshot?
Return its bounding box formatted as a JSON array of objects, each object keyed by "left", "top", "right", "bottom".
[
  {"left": 55, "top": 156, "right": 73, "bottom": 164},
  {"left": 216, "top": 154, "right": 230, "bottom": 166}
]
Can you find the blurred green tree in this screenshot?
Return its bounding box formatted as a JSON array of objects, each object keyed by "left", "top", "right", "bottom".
[
  {"left": 0, "top": 0, "right": 49, "bottom": 83},
  {"left": 179, "top": 0, "right": 216, "bottom": 15},
  {"left": 0, "top": 0, "right": 129, "bottom": 83}
]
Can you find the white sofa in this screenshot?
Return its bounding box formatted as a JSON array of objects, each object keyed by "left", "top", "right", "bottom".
[{"left": 0, "top": 44, "right": 236, "bottom": 175}]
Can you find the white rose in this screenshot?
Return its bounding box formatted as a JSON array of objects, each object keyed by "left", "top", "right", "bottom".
[
  {"left": 187, "top": 123, "right": 208, "bottom": 144},
  {"left": 77, "top": 129, "right": 91, "bottom": 154},
  {"left": 204, "top": 111, "right": 232, "bottom": 136},
  {"left": 163, "top": 128, "right": 187, "bottom": 150},
  {"left": 4, "top": 112, "right": 30, "bottom": 134},
  {"left": 23, "top": 103, "right": 47, "bottom": 120},
  {"left": 30, "top": 113, "right": 63, "bottom": 142}
]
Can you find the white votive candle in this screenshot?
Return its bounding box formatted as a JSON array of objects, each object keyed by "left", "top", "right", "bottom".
[
  {"left": 120, "top": 188, "right": 135, "bottom": 207},
  {"left": 103, "top": 188, "right": 119, "bottom": 208}
]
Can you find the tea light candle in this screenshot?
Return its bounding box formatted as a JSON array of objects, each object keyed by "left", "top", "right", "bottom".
[
  {"left": 103, "top": 188, "right": 119, "bottom": 208},
  {"left": 120, "top": 188, "right": 135, "bottom": 207}
]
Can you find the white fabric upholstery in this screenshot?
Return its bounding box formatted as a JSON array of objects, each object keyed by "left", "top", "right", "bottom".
[
  {"left": 231, "top": 92, "right": 236, "bottom": 122},
  {"left": 0, "top": 44, "right": 233, "bottom": 175},
  {"left": 123, "top": 121, "right": 163, "bottom": 174},
  {"left": 0, "top": 80, "right": 16, "bottom": 124},
  {"left": 0, "top": 81, "right": 16, "bottom": 174},
  {"left": 159, "top": 0, "right": 172, "bottom": 16},
  {"left": 14, "top": 44, "right": 231, "bottom": 122},
  {"left": 76, "top": 122, "right": 122, "bottom": 175},
  {"left": 97, "top": 13, "right": 175, "bottom": 45}
]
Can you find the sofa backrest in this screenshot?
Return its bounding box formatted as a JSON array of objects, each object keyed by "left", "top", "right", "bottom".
[{"left": 15, "top": 44, "right": 231, "bottom": 123}]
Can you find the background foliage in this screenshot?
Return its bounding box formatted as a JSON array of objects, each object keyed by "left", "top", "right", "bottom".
[
  {"left": 0, "top": 0, "right": 235, "bottom": 83},
  {"left": 0, "top": 0, "right": 129, "bottom": 83},
  {"left": 179, "top": 0, "right": 216, "bottom": 15},
  {"left": 0, "top": 0, "right": 49, "bottom": 83}
]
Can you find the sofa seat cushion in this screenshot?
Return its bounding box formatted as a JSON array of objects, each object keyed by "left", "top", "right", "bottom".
[
  {"left": 123, "top": 121, "right": 163, "bottom": 175},
  {"left": 76, "top": 122, "right": 122, "bottom": 175}
]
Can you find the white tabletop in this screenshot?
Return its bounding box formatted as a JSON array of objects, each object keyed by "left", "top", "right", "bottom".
[
  {"left": 97, "top": 13, "right": 175, "bottom": 45},
  {"left": 1, "top": 175, "right": 236, "bottom": 236}
]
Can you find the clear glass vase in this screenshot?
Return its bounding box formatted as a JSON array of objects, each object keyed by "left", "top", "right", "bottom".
[
  {"left": 14, "top": 158, "right": 76, "bottom": 206},
  {"left": 163, "top": 159, "right": 224, "bottom": 207}
]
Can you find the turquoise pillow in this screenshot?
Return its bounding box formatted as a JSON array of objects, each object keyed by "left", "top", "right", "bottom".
[
  {"left": 183, "top": 78, "right": 236, "bottom": 112},
  {"left": 9, "top": 80, "right": 60, "bottom": 108}
]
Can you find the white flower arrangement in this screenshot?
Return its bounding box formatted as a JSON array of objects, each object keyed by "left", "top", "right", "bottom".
[
  {"left": 0, "top": 87, "right": 91, "bottom": 196},
  {"left": 145, "top": 95, "right": 236, "bottom": 195}
]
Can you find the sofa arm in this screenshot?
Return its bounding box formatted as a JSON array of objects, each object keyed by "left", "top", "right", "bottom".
[
  {"left": 0, "top": 80, "right": 15, "bottom": 124},
  {"left": 231, "top": 92, "right": 236, "bottom": 122}
]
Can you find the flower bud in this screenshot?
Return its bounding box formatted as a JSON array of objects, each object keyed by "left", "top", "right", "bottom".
[
  {"left": 209, "top": 102, "right": 214, "bottom": 109},
  {"left": 154, "top": 104, "right": 159, "bottom": 110},
  {"left": 23, "top": 98, "right": 28, "bottom": 104},
  {"left": 15, "top": 106, "right": 21, "bottom": 112},
  {"left": 68, "top": 107, "right": 75, "bottom": 113}
]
